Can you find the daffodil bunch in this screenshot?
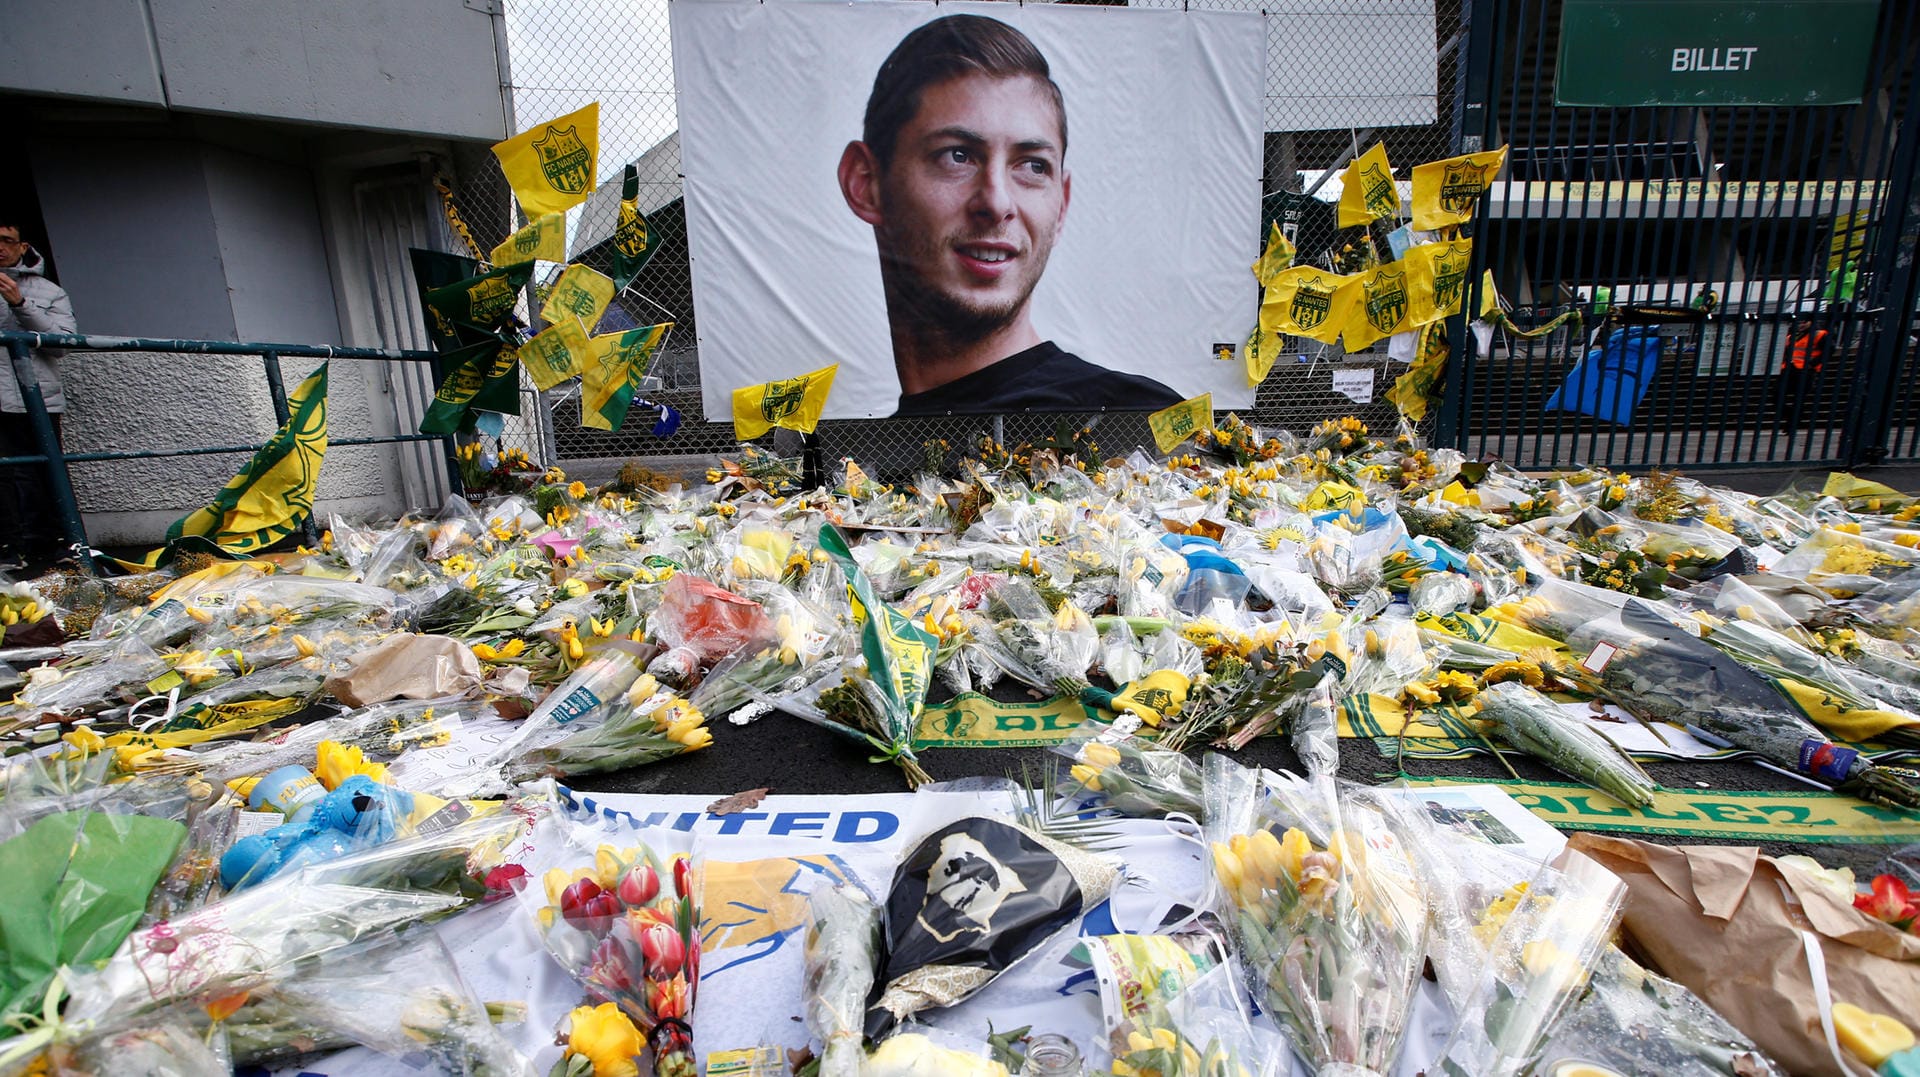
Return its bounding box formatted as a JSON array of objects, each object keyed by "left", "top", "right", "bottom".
[
  {"left": 1202, "top": 758, "right": 1431, "bottom": 1077},
  {"left": 505, "top": 672, "right": 712, "bottom": 785},
  {"left": 524, "top": 832, "right": 700, "bottom": 1077},
  {"left": 1059, "top": 723, "right": 1204, "bottom": 820}
]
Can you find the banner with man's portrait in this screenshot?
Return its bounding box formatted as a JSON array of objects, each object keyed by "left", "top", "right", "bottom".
[{"left": 671, "top": 0, "right": 1265, "bottom": 419}]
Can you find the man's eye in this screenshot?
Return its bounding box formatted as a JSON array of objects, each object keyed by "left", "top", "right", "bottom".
[
  {"left": 1020, "top": 159, "right": 1052, "bottom": 177},
  {"left": 942, "top": 148, "right": 971, "bottom": 165}
]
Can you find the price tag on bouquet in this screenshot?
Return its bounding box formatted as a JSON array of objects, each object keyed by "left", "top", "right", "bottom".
[{"left": 1580, "top": 641, "right": 1619, "bottom": 674}]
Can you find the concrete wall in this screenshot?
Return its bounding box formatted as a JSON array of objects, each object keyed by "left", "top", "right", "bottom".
[
  {"left": 24, "top": 125, "right": 422, "bottom": 543},
  {"left": 4, "top": 0, "right": 505, "bottom": 141}
]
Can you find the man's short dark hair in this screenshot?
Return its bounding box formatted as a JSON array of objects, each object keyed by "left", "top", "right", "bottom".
[{"left": 862, "top": 14, "right": 1067, "bottom": 171}]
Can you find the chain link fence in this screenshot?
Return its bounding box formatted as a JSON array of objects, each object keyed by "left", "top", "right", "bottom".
[{"left": 443, "top": 0, "right": 1466, "bottom": 478}]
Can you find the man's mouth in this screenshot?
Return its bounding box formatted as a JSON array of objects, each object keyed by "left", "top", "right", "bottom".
[{"left": 956, "top": 244, "right": 1016, "bottom": 264}]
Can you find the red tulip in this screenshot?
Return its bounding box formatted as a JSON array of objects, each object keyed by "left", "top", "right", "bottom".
[
  {"left": 1855, "top": 874, "right": 1917, "bottom": 928},
  {"left": 587, "top": 935, "right": 636, "bottom": 995},
  {"left": 561, "top": 879, "right": 620, "bottom": 933},
  {"left": 640, "top": 921, "right": 686, "bottom": 978},
  {"left": 673, "top": 855, "right": 693, "bottom": 899},
  {"left": 618, "top": 863, "right": 660, "bottom": 907}
]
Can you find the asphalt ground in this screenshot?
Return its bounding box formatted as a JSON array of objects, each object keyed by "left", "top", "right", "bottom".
[{"left": 571, "top": 676, "right": 1918, "bottom": 879}]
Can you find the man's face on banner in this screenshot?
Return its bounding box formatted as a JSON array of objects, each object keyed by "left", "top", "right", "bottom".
[{"left": 868, "top": 73, "right": 1070, "bottom": 340}]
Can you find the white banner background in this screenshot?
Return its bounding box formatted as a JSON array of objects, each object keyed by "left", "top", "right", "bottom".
[{"left": 672, "top": 0, "right": 1266, "bottom": 420}]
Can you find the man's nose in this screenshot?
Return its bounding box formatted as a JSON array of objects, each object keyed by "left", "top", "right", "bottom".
[{"left": 968, "top": 162, "right": 1016, "bottom": 220}]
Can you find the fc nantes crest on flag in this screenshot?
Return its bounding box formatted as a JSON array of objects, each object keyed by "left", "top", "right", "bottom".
[
  {"left": 1411, "top": 146, "right": 1506, "bottom": 230},
  {"left": 522, "top": 316, "right": 593, "bottom": 392},
  {"left": 545, "top": 263, "right": 617, "bottom": 334},
  {"left": 1343, "top": 262, "right": 1422, "bottom": 351},
  {"left": 1251, "top": 222, "right": 1296, "bottom": 287},
  {"left": 420, "top": 339, "right": 514, "bottom": 436},
  {"left": 1259, "top": 266, "right": 1356, "bottom": 345},
  {"left": 583, "top": 324, "right": 671, "bottom": 431},
  {"left": 1402, "top": 240, "right": 1474, "bottom": 325},
  {"left": 1338, "top": 143, "right": 1398, "bottom": 229},
  {"left": 138, "top": 364, "right": 329, "bottom": 566},
  {"left": 732, "top": 364, "right": 837, "bottom": 440},
  {"left": 492, "top": 103, "right": 599, "bottom": 217},
  {"left": 489, "top": 212, "right": 566, "bottom": 267},
  {"left": 611, "top": 165, "right": 658, "bottom": 290},
  {"left": 1149, "top": 393, "right": 1212, "bottom": 453}
]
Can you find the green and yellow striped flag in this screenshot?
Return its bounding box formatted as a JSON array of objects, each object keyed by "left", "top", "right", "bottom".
[
  {"left": 124, "top": 364, "right": 330, "bottom": 568},
  {"left": 583, "top": 323, "right": 671, "bottom": 431}
]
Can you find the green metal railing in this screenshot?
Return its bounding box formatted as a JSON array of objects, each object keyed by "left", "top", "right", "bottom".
[{"left": 1, "top": 331, "right": 461, "bottom": 567}]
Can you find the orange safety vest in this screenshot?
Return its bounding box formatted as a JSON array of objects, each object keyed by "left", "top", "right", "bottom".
[{"left": 1787, "top": 329, "right": 1829, "bottom": 372}]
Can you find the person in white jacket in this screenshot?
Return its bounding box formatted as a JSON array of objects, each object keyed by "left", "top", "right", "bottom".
[{"left": 0, "top": 219, "right": 77, "bottom": 565}]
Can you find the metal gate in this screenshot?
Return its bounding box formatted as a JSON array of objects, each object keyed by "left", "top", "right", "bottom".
[{"left": 1435, "top": 0, "right": 1920, "bottom": 471}]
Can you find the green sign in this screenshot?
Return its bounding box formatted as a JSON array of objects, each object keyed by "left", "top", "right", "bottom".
[{"left": 1555, "top": 0, "right": 1881, "bottom": 108}]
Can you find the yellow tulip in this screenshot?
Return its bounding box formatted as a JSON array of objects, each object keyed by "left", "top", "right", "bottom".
[
  {"left": 1070, "top": 764, "right": 1103, "bottom": 791},
  {"left": 1080, "top": 742, "right": 1122, "bottom": 769}
]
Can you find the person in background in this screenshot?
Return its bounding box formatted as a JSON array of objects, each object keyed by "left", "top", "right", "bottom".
[
  {"left": 1775, "top": 318, "right": 1829, "bottom": 436},
  {"left": 0, "top": 218, "right": 77, "bottom": 566}
]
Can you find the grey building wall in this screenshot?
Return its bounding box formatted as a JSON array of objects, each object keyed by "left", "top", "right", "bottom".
[{"left": 5, "top": 0, "right": 506, "bottom": 141}]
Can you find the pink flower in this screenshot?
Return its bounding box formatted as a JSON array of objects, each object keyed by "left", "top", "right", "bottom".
[
  {"left": 672, "top": 856, "right": 693, "bottom": 900},
  {"left": 640, "top": 922, "right": 686, "bottom": 979},
  {"left": 617, "top": 864, "right": 660, "bottom": 907},
  {"left": 587, "top": 935, "right": 636, "bottom": 997},
  {"left": 534, "top": 532, "right": 582, "bottom": 561}
]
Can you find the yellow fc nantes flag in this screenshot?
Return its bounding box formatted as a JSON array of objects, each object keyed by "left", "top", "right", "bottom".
[
  {"left": 1338, "top": 143, "right": 1398, "bottom": 229},
  {"left": 129, "top": 364, "right": 329, "bottom": 567},
  {"left": 1401, "top": 239, "right": 1472, "bottom": 327},
  {"left": 732, "top": 364, "right": 837, "bottom": 440},
  {"left": 583, "top": 323, "right": 671, "bottom": 431},
  {"left": 1149, "top": 392, "right": 1212, "bottom": 453},
  {"left": 492, "top": 103, "right": 599, "bottom": 216},
  {"left": 489, "top": 212, "right": 566, "bottom": 267},
  {"left": 1243, "top": 322, "right": 1280, "bottom": 387},
  {"left": 521, "top": 315, "right": 592, "bottom": 391},
  {"left": 1260, "top": 266, "right": 1357, "bottom": 345},
  {"left": 1251, "top": 222, "right": 1296, "bottom": 287},
  {"left": 1411, "top": 146, "right": 1507, "bottom": 230},
  {"left": 1343, "top": 260, "right": 1425, "bottom": 351},
  {"left": 1385, "top": 320, "right": 1449, "bottom": 422},
  {"left": 544, "top": 263, "right": 617, "bottom": 334}
]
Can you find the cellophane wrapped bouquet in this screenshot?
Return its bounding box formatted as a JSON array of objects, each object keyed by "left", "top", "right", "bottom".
[
  {"left": 514, "top": 799, "right": 700, "bottom": 1077},
  {"left": 1201, "top": 757, "right": 1432, "bottom": 1077}
]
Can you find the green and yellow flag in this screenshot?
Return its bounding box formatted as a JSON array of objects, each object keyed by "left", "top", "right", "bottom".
[
  {"left": 1338, "top": 143, "right": 1398, "bottom": 229},
  {"left": 1149, "top": 392, "right": 1213, "bottom": 453},
  {"left": 818, "top": 523, "right": 934, "bottom": 772},
  {"left": 1251, "top": 222, "right": 1295, "bottom": 287},
  {"left": 732, "top": 364, "right": 837, "bottom": 440},
  {"left": 424, "top": 262, "right": 534, "bottom": 331},
  {"left": 1410, "top": 146, "right": 1507, "bottom": 230},
  {"left": 583, "top": 323, "right": 671, "bottom": 431},
  {"left": 1385, "top": 320, "right": 1449, "bottom": 422},
  {"left": 420, "top": 339, "right": 515, "bottom": 435},
  {"left": 1242, "top": 323, "right": 1280, "bottom": 387},
  {"left": 545, "top": 263, "right": 617, "bottom": 334},
  {"left": 1259, "top": 266, "right": 1357, "bottom": 345},
  {"left": 133, "top": 364, "right": 329, "bottom": 567},
  {"left": 611, "top": 165, "right": 658, "bottom": 290},
  {"left": 1402, "top": 239, "right": 1473, "bottom": 326},
  {"left": 1342, "top": 260, "right": 1425, "bottom": 352},
  {"left": 489, "top": 212, "right": 566, "bottom": 266},
  {"left": 492, "top": 103, "right": 599, "bottom": 217},
  {"left": 521, "top": 316, "right": 592, "bottom": 392}
]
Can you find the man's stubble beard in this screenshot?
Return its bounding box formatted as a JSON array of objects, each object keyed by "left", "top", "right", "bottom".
[{"left": 878, "top": 230, "right": 1052, "bottom": 358}]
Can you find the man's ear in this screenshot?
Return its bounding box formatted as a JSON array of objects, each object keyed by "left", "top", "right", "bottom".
[
  {"left": 839, "top": 141, "right": 884, "bottom": 227},
  {"left": 1057, "top": 169, "right": 1072, "bottom": 233}
]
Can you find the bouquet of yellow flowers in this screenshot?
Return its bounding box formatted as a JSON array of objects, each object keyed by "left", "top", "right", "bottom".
[{"left": 1202, "top": 758, "right": 1431, "bottom": 1077}]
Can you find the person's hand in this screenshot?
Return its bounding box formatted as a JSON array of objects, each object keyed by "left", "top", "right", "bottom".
[{"left": 0, "top": 274, "right": 21, "bottom": 308}]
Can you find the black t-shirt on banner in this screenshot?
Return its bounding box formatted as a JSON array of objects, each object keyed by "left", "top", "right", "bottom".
[{"left": 892, "top": 341, "right": 1184, "bottom": 417}]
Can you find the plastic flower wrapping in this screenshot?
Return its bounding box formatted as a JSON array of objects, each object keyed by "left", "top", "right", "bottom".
[{"left": 7, "top": 424, "right": 1920, "bottom": 1077}]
